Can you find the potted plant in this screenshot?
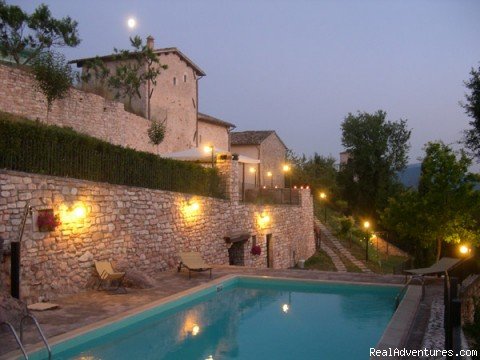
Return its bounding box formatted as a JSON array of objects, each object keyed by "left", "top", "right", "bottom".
[
  {"left": 36, "top": 209, "right": 61, "bottom": 232},
  {"left": 251, "top": 245, "right": 261, "bottom": 256}
]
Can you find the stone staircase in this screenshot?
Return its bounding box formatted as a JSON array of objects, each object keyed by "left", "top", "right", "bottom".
[{"left": 315, "top": 219, "right": 373, "bottom": 273}]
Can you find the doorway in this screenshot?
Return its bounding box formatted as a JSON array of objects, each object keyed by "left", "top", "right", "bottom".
[
  {"left": 266, "top": 234, "right": 273, "bottom": 268},
  {"left": 228, "top": 242, "right": 245, "bottom": 266}
]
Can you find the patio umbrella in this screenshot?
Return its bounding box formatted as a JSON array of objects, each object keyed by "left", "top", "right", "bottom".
[{"left": 162, "top": 147, "right": 260, "bottom": 164}]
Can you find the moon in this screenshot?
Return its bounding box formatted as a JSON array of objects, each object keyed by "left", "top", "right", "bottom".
[{"left": 127, "top": 18, "right": 136, "bottom": 29}]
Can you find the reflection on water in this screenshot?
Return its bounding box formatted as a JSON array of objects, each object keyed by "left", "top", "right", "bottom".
[{"left": 58, "top": 284, "right": 399, "bottom": 360}]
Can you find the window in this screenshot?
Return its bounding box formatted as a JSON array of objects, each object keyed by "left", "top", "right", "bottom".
[
  {"left": 173, "top": 77, "right": 177, "bottom": 86},
  {"left": 184, "top": 74, "right": 187, "bottom": 82},
  {"left": 252, "top": 235, "right": 257, "bottom": 247}
]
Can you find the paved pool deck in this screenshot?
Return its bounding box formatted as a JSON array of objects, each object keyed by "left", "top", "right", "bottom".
[{"left": 0, "top": 266, "right": 441, "bottom": 358}]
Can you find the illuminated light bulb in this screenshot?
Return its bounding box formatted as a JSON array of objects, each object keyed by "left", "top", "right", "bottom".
[
  {"left": 460, "top": 245, "right": 470, "bottom": 255},
  {"left": 73, "top": 205, "right": 86, "bottom": 219},
  {"left": 282, "top": 304, "right": 289, "bottom": 313},
  {"left": 190, "top": 202, "right": 199, "bottom": 211},
  {"left": 192, "top": 324, "right": 200, "bottom": 336}
]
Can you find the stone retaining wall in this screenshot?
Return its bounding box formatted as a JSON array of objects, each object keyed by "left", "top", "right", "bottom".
[
  {"left": 0, "top": 63, "right": 171, "bottom": 155},
  {"left": 0, "top": 166, "right": 315, "bottom": 302},
  {"left": 461, "top": 274, "right": 480, "bottom": 324}
]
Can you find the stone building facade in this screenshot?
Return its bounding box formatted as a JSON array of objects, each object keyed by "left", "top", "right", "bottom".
[
  {"left": 198, "top": 112, "right": 235, "bottom": 151},
  {"left": 0, "top": 47, "right": 233, "bottom": 156},
  {"left": 0, "top": 160, "right": 315, "bottom": 303},
  {"left": 231, "top": 131, "right": 288, "bottom": 188}
]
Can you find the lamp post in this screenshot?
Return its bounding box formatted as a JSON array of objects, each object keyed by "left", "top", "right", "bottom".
[
  {"left": 363, "top": 221, "right": 370, "bottom": 262},
  {"left": 320, "top": 192, "right": 327, "bottom": 224},
  {"left": 267, "top": 171, "right": 273, "bottom": 188},
  {"left": 204, "top": 145, "right": 214, "bottom": 168},
  {"left": 282, "top": 165, "right": 291, "bottom": 203}
]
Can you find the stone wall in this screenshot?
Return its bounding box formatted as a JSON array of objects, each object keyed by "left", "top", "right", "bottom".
[
  {"left": 461, "top": 275, "right": 480, "bottom": 324},
  {"left": 198, "top": 120, "right": 229, "bottom": 151},
  {"left": 0, "top": 163, "right": 315, "bottom": 302},
  {"left": 259, "top": 133, "right": 286, "bottom": 188},
  {"left": 0, "top": 63, "right": 198, "bottom": 155}
]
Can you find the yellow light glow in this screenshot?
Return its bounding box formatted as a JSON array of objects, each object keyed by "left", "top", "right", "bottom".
[
  {"left": 204, "top": 145, "right": 213, "bottom": 153},
  {"left": 363, "top": 221, "right": 370, "bottom": 229},
  {"left": 274, "top": 185, "right": 278, "bottom": 189},
  {"left": 182, "top": 199, "right": 200, "bottom": 218},
  {"left": 370, "top": 234, "right": 377, "bottom": 240},
  {"left": 283, "top": 165, "right": 290, "bottom": 172},
  {"left": 282, "top": 304, "right": 289, "bottom": 313},
  {"left": 205, "top": 356, "right": 214, "bottom": 360},
  {"left": 192, "top": 324, "right": 200, "bottom": 336},
  {"left": 59, "top": 202, "right": 87, "bottom": 223},
  {"left": 249, "top": 167, "right": 256, "bottom": 173},
  {"left": 127, "top": 18, "right": 136, "bottom": 29},
  {"left": 267, "top": 171, "right": 272, "bottom": 177},
  {"left": 459, "top": 245, "right": 470, "bottom": 255},
  {"left": 73, "top": 205, "right": 86, "bottom": 219},
  {"left": 257, "top": 212, "right": 271, "bottom": 228},
  {"left": 263, "top": 185, "right": 266, "bottom": 189},
  {"left": 320, "top": 192, "right": 327, "bottom": 199},
  {"left": 294, "top": 186, "right": 297, "bottom": 189},
  {"left": 306, "top": 185, "right": 310, "bottom": 189}
]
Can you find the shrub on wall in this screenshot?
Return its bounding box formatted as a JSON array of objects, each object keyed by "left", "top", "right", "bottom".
[{"left": 0, "top": 115, "right": 225, "bottom": 198}]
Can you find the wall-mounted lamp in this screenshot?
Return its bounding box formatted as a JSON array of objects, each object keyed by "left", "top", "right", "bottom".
[
  {"left": 59, "top": 202, "right": 88, "bottom": 223},
  {"left": 258, "top": 211, "right": 271, "bottom": 228}
]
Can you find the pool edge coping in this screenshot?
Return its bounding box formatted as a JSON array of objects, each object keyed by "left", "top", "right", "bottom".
[
  {"left": 2, "top": 274, "right": 408, "bottom": 360},
  {"left": 373, "top": 285, "right": 423, "bottom": 359}
]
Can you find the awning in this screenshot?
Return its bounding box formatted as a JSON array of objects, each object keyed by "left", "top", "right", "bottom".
[
  {"left": 224, "top": 232, "right": 251, "bottom": 244},
  {"left": 237, "top": 155, "right": 260, "bottom": 164}
]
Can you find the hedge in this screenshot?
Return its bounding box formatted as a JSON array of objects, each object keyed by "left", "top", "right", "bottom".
[{"left": 0, "top": 116, "right": 225, "bottom": 198}]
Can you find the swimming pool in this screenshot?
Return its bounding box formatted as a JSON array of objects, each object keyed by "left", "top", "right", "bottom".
[{"left": 28, "top": 276, "right": 402, "bottom": 360}]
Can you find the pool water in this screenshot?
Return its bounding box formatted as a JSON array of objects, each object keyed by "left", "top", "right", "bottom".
[{"left": 31, "top": 278, "right": 400, "bottom": 360}]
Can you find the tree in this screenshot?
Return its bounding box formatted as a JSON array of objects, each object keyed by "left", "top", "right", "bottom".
[
  {"left": 147, "top": 119, "right": 166, "bottom": 146},
  {"left": 287, "top": 150, "right": 338, "bottom": 195},
  {"left": 463, "top": 65, "right": 480, "bottom": 159},
  {"left": 32, "top": 51, "right": 73, "bottom": 117},
  {"left": 0, "top": 1, "right": 80, "bottom": 65},
  {"left": 339, "top": 110, "right": 411, "bottom": 218},
  {"left": 107, "top": 36, "right": 167, "bottom": 118},
  {"left": 381, "top": 142, "right": 480, "bottom": 264}
]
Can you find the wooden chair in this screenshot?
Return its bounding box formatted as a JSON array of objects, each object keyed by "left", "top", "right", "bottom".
[{"left": 94, "top": 261, "right": 127, "bottom": 293}]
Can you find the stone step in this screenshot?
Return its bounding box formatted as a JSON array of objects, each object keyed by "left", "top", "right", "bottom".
[{"left": 315, "top": 219, "right": 373, "bottom": 273}]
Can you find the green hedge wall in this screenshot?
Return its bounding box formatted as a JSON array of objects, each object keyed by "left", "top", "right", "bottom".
[{"left": 0, "top": 116, "right": 225, "bottom": 198}]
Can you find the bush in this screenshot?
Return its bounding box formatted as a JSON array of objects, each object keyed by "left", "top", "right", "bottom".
[{"left": 0, "top": 115, "right": 224, "bottom": 198}]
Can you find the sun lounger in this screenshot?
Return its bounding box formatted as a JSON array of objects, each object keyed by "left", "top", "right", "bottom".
[
  {"left": 178, "top": 252, "right": 212, "bottom": 279},
  {"left": 94, "top": 260, "right": 126, "bottom": 293}
]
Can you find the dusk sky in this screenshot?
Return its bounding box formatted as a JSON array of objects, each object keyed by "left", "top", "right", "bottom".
[{"left": 12, "top": 0, "right": 480, "bottom": 164}]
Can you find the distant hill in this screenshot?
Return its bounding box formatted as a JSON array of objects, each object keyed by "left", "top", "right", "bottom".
[{"left": 397, "top": 163, "right": 421, "bottom": 188}]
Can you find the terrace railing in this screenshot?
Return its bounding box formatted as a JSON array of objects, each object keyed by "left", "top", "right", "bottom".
[{"left": 240, "top": 183, "right": 300, "bottom": 205}]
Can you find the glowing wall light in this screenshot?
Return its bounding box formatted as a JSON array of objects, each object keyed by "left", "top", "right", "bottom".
[
  {"left": 182, "top": 199, "right": 200, "bottom": 218},
  {"left": 59, "top": 202, "right": 88, "bottom": 223},
  {"left": 257, "top": 211, "right": 271, "bottom": 228}
]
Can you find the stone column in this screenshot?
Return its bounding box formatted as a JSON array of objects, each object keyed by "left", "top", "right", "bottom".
[{"left": 216, "top": 159, "right": 240, "bottom": 204}]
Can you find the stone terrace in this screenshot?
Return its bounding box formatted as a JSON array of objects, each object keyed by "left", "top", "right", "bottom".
[{"left": 0, "top": 266, "right": 436, "bottom": 358}]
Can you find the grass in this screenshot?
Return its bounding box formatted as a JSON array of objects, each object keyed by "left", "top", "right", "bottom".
[
  {"left": 304, "top": 249, "right": 337, "bottom": 271},
  {"left": 314, "top": 200, "right": 409, "bottom": 274}
]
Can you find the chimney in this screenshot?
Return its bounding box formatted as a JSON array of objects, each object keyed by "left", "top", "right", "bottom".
[{"left": 146, "top": 35, "right": 154, "bottom": 50}]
